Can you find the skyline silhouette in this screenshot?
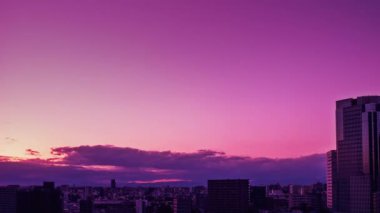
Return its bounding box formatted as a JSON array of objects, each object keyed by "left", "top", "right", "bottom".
[{"left": 1, "top": 0, "right": 380, "bottom": 189}]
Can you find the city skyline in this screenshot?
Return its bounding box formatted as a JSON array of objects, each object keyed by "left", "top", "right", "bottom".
[
  {"left": 1, "top": 0, "right": 380, "bottom": 188},
  {"left": 0, "top": 180, "right": 327, "bottom": 213}
]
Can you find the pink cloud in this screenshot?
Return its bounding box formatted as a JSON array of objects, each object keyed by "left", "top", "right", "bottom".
[{"left": 128, "top": 179, "right": 191, "bottom": 184}]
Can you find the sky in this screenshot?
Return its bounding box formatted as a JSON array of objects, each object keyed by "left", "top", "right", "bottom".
[
  {"left": 0, "top": 145, "right": 326, "bottom": 186},
  {"left": 0, "top": 0, "right": 380, "bottom": 185}
]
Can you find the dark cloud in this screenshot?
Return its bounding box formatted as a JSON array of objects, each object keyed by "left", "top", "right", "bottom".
[
  {"left": 0, "top": 145, "right": 326, "bottom": 186},
  {"left": 25, "top": 149, "right": 41, "bottom": 156}
]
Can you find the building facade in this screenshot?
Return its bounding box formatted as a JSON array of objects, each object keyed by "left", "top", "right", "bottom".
[
  {"left": 173, "top": 196, "right": 192, "bottom": 213},
  {"left": 208, "top": 179, "right": 249, "bottom": 213},
  {"left": 0, "top": 186, "right": 18, "bottom": 213},
  {"left": 333, "top": 96, "right": 380, "bottom": 212},
  {"left": 327, "top": 150, "right": 337, "bottom": 210}
]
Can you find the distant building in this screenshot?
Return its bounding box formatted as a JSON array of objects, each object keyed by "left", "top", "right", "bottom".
[
  {"left": 288, "top": 193, "right": 312, "bottom": 210},
  {"left": 173, "top": 196, "right": 192, "bottom": 213},
  {"left": 333, "top": 96, "right": 380, "bottom": 212},
  {"left": 79, "top": 199, "right": 93, "bottom": 213},
  {"left": 43, "top": 181, "right": 55, "bottom": 189},
  {"left": 93, "top": 200, "right": 134, "bottom": 212},
  {"left": 208, "top": 179, "right": 249, "bottom": 213},
  {"left": 17, "top": 182, "right": 63, "bottom": 213},
  {"left": 111, "top": 179, "right": 116, "bottom": 189},
  {"left": 326, "top": 150, "right": 337, "bottom": 210},
  {"left": 250, "top": 186, "right": 266, "bottom": 211},
  {"left": 135, "top": 199, "right": 147, "bottom": 213},
  {"left": 0, "top": 185, "right": 18, "bottom": 213}
]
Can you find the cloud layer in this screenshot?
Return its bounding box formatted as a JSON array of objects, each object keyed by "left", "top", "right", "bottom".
[{"left": 0, "top": 145, "right": 326, "bottom": 186}]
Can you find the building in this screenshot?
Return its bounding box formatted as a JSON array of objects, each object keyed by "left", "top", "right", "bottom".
[
  {"left": 111, "top": 179, "right": 116, "bottom": 189},
  {"left": 208, "top": 179, "right": 249, "bottom": 213},
  {"left": 80, "top": 199, "right": 93, "bottom": 213},
  {"left": 326, "top": 150, "right": 337, "bottom": 210},
  {"left": 0, "top": 185, "right": 18, "bottom": 213},
  {"left": 173, "top": 196, "right": 192, "bottom": 213},
  {"left": 135, "top": 199, "right": 147, "bottom": 213},
  {"left": 92, "top": 200, "right": 135, "bottom": 213},
  {"left": 250, "top": 186, "right": 266, "bottom": 212},
  {"left": 17, "top": 182, "right": 63, "bottom": 213},
  {"left": 333, "top": 96, "right": 380, "bottom": 212},
  {"left": 288, "top": 193, "right": 312, "bottom": 210}
]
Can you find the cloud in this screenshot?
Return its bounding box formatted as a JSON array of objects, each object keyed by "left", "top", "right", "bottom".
[
  {"left": 3, "top": 137, "right": 17, "bottom": 143},
  {"left": 25, "top": 149, "right": 41, "bottom": 156},
  {"left": 0, "top": 145, "right": 326, "bottom": 186}
]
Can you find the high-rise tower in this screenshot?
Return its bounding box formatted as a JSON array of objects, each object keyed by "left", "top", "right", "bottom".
[
  {"left": 334, "top": 96, "right": 380, "bottom": 212},
  {"left": 326, "top": 150, "right": 337, "bottom": 210}
]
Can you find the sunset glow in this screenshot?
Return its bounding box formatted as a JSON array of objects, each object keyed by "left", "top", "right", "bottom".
[{"left": 1, "top": 0, "right": 380, "bottom": 186}]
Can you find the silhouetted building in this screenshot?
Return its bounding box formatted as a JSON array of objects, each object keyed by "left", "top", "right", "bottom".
[
  {"left": 17, "top": 182, "right": 63, "bottom": 213},
  {"left": 93, "top": 200, "right": 135, "bottom": 213},
  {"left": 326, "top": 150, "right": 337, "bottom": 210},
  {"left": 135, "top": 199, "right": 147, "bottom": 213},
  {"left": 208, "top": 179, "right": 249, "bottom": 213},
  {"left": 173, "top": 196, "right": 191, "bottom": 213},
  {"left": 0, "top": 185, "right": 18, "bottom": 213},
  {"left": 111, "top": 179, "right": 116, "bottom": 189},
  {"left": 334, "top": 96, "right": 380, "bottom": 212},
  {"left": 265, "top": 197, "right": 288, "bottom": 212},
  {"left": 43, "top": 181, "right": 55, "bottom": 189},
  {"left": 288, "top": 191, "right": 327, "bottom": 212},
  {"left": 80, "top": 199, "right": 93, "bottom": 213},
  {"left": 250, "top": 186, "right": 266, "bottom": 212}
]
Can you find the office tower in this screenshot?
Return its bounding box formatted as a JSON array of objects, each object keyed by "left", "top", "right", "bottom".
[
  {"left": 173, "top": 196, "right": 192, "bottom": 213},
  {"left": 326, "top": 150, "right": 337, "bottom": 210},
  {"left": 250, "top": 186, "right": 266, "bottom": 212},
  {"left": 17, "top": 182, "right": 63, "bottom": 213},
  {"left": 334, "top": 96, "right": 380, "bottom": 212},
  {"left": 0, "top": 185, "right": 18, "bottom": 213},
  {"left": 111, "top": 179, "right": 116, "bottom": 189},
  {"left": 208, "top": 179, "right": 249, "bottom": 213}
]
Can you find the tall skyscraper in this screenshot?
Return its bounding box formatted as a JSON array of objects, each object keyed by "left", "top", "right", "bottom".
[
  {"left": 333, "top": 96, "right": 380, "bottom": 212},
  {"left": 208, "top": 179, "right": 249, "bottom": 213},
  {"left": 326, "top": 150, "right": 337, "bottom": 210}
]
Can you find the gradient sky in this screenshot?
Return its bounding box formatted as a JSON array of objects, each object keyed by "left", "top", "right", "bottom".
[{"left": 1, "top": 0, "right": 380, "bottom": 159}]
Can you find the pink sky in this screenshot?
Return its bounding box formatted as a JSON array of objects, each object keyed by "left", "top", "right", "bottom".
[{"left": 1, "top": 0, "right": 380, "bottom": 158}]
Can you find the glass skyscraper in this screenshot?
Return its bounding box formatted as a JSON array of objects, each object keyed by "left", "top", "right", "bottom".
[{"left": 332, "top": 96, "right": 380, "bottom": 212}]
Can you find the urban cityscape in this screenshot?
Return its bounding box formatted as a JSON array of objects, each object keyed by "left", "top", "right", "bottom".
[
  {"left": 1, "top": 96, "right": 379, "bottom": 212},
  {"left": 2, "top": 0, "right": 380, "bottom": 212},
  {"left": 0, "top": 179, "right": 327, "bottom": 213}
]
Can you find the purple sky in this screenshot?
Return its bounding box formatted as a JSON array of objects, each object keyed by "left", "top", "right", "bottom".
[{"left": 0, "top": 0, "right": 380, "bottom": 184}]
